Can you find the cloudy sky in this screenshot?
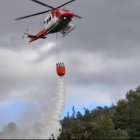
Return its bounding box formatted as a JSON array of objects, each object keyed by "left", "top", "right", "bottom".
[{"left": 0, "top": 0, "right": 140, "bottom": 131}]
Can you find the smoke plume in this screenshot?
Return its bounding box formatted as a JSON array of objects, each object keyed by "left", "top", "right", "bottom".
[
  {"left": 0, "top": 41, "right": 66, "bottom": 139},
  {"left": 39, "top": 77, "right": 65, "bottom": 139},
  {"left": 0, "top": 77, "right": 65, "bottom": 139}
]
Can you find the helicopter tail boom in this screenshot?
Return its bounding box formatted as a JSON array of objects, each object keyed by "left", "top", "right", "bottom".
[{"left": 25, "top": 28, "right": 48, "bottom": 43}]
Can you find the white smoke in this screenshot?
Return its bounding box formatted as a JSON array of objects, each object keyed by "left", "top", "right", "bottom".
[
  {"left": 19, "top": 78, "right": 65, "bottom": 139},
  {"left": 0, "top": 41, "right": 66, "bottom": 139},
  {"left": 0, "top": 74, "right": 65, "bottom": 139},
  {"left": 39, "top": 77, "right": 65, "bottom": 139}
]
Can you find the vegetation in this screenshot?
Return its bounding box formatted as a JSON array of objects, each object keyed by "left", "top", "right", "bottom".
[
  {"left": 57, "top": 86, "right": 140, "bottom": 139},
  {"left": 0, "top": 86, "right": 140, "bottom": 139}
]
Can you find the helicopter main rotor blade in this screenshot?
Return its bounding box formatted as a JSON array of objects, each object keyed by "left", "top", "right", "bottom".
[
  {"left": 31, "top": 0, "right": 54, "bottom": 9},
  {"left": 15, "top": 10, "right": 51, "bottom": 20},
  {"left": 74, "top": 14, "right": 82, "bottom": 19},
  {"left": 57, "top": 0, "right": 76, "bottom": 9}
]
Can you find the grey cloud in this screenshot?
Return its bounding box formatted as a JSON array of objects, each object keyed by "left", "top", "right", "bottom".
[
  {"left": 0, "top": 0, "right": 140, "bottom": 138},
  {"left": 0, "top": 0, "right": 139, "bottom": 98}
]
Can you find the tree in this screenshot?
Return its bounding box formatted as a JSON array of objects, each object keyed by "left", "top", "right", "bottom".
[
  {"left": 114, "top": 87, "right": 140, "bottom": 139},
  {"left": 76, "top": 111, "right": 83, "bottom": 120},
  {"left": 71, "top": 106, "right": 76, "bottom": 119},
  {"left": 113, "top": 100, "right": 130, "bottom": 129},
  {"left": 82, "top": 108, "right": 91, "bottom": 122},
  {"left": 1, "top": 122, "right": 20, "bottom": 139},
  {"left": 93, "top": 115, "right": 116, "bottom": 139}
]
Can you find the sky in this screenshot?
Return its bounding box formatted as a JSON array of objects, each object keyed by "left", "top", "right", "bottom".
[{"left": 0, "top": 0, "right": 140, "bottom": 131}]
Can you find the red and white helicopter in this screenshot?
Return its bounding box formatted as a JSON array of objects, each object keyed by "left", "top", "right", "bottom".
[{"left": 15, "top": 0, "right": 82, "bottom": 43}]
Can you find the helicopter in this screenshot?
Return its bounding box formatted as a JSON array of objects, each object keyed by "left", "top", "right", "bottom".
[{"left": 15, "top": 0, "right": 82, "bottom": 43}]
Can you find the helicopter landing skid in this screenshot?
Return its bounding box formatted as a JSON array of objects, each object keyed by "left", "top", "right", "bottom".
[{"left": 60, "top": 24, "right": 75, "bottom": 37}]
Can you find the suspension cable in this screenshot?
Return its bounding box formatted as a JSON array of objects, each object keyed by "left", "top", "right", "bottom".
[{"left": 56, "top": 32, "right": 59, "bottom": 61}]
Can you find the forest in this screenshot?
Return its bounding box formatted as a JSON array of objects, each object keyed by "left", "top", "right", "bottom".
[
  {"left": 57, "top": 86, "right": 140, "bottom": 139},
  {"left": 0, "top": 86, "right": 140, "bottom": 139}
]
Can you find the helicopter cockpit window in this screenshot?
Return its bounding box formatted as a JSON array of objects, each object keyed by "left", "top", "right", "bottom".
[
  {"left": 49, "top": 16, "right": 51, "bottom": 22},
  {"left": 46, "top": 16, "right": 51, "bottom": 24}
]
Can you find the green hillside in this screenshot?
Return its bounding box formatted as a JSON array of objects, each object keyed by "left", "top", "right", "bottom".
[
  {"left": 0, "top": 86, "right": 140, "bottom": 139},
  {"left": 56, "top": 86, "right": 140, "bottom": 139}
]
